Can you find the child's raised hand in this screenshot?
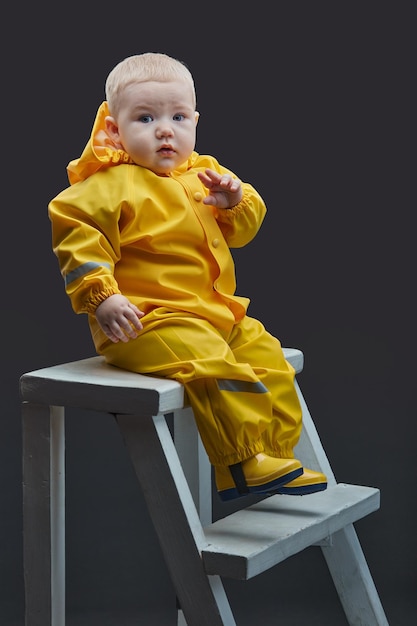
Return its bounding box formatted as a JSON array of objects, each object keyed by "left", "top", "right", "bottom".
[
  {"left": 197, "top": 168, "right": 243, "bottom": 209},
  {"left": 95, "top": 294, "right": 144, "bottom": 343}
]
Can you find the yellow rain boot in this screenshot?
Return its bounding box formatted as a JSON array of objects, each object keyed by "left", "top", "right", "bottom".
[{"left": 215, "top": 453, "right": 303, "bottom": 501}]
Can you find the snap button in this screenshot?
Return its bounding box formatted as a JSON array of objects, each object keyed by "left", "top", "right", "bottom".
[
  {"left": 194, "top": 192, "right": 203, "bottom": 202},
  {"left": 212, "top": 238, "right": 219, "bottom": 248}
]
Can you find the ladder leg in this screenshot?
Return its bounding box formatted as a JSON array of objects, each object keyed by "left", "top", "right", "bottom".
[
  {"left": 22, "top": 402, "right": 66, "bottom": 626},
  {"left": 322, "top": 525, "right": 389, "bottom": 626},
  {"left": 50, "top": 406, "right": 66, "bottom": 626},
  {"left": 176, "top": 578, "right": 235, "bottom": 626},
  {"left": 173, "top": 406, "right": 212, "bottom": 526},
  {"left": 294, "top": 380, "right": 336, "bottom": 482},
  {"left": 173, "top": 407, "right": 233, "bottom": 626},
  {"left": 116, "top": 412, "right": 236, "bottom": 626},
  {"left": 294, "top": 382, "right": 388, "bottom": 625}
]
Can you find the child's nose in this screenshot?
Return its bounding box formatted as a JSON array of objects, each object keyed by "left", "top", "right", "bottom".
[{"left": 156, "top": 123, "right": 174, "bottom": 138}]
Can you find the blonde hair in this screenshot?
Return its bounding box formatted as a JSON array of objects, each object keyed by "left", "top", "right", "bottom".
[{"left": 105, "top": 52, "right": 196, "bottom": 116}]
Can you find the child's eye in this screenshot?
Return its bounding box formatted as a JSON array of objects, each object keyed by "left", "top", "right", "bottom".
[
  {"left": 173, "top": 114, "right": 185, "bottom": 122},
  {"left": 139, "top": 115, "right": 153, "bottom": 123}
]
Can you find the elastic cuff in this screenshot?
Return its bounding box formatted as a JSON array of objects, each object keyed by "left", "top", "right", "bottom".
[{"left": 209, "top": 439, "right": 264, "bottom": 467}]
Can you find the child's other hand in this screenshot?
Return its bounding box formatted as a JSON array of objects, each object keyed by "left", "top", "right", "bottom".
[
  {"left": 198, "top": 168, "right": 243, "bottom": 209},
  {"left": 95, "top": 294, "right": 144, "bottom": 343}
]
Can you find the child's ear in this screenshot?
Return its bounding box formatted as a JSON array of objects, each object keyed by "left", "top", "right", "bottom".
[
  {"left": 195, "top": 111, "right": 200, "bottom": 125},
  {"left": 105, "top": 116, "right": 120, "bottom": 142}
]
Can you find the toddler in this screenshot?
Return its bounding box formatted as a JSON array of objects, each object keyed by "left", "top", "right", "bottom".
[{"left": 48, "top": 52, "right": 327, "bottom": 501}]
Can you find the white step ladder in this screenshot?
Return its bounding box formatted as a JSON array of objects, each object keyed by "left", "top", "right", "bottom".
[{"left": 20, "top": 348, "right": 389, "bottom": 625}]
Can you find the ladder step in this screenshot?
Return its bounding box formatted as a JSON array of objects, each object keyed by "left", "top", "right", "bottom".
[{"left": 202, "top": 483, "right": 380, "bottom": 580}]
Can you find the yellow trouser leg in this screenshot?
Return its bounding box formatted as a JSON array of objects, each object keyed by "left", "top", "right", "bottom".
[
  {"left": 230, "top": 316, "right": 303, "bottom": 458},
  {"left": 182, "top": 376, "right": 271, "bottom": 466},
  {"left": 97, "top": 309, "right": 302, "bottom": 466}
]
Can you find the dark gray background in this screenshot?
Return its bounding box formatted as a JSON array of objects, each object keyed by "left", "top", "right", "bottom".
[{"left": 3, "top": 3, "right": 415, "bottom": 625}]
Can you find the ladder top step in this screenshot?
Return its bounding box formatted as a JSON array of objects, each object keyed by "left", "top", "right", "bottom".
[
  {"left": 20, "top": 355, "right": 185, "bottom": 415},
  {"left": 19, "top": 349, "right": 303, "bottom": 415},
  {"left": 202, "top": 483, "right": 380, "bottom": 580}
]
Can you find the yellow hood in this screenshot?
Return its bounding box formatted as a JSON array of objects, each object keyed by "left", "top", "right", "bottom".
[
  {"left": 67, "top": 101, "right": 198, "bottom": 185},
  {"left": 66, "top": 102, "right": 134, "bottom": 184}
]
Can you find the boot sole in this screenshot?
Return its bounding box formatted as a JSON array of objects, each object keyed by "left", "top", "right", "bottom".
[
  {"left": 272, "top": 482, "right": 328, "bottom": 496},
  {"left": 217, "top": 466, "right": 303, "bottom": 502}
]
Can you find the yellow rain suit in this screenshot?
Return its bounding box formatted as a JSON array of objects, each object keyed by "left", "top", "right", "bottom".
[{"left": 48, "top": 102, "right": 302, "bottom": 466}]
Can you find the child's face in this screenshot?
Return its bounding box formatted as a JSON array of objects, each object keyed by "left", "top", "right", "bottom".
[{"left": 105, "top": 79, "right": 199, "bottom": 175}]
